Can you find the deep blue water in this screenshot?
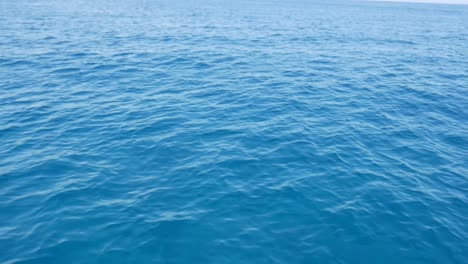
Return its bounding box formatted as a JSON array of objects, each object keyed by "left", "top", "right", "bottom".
[{"left": 1, "top": 0, "right": 468, "bottom": 263}]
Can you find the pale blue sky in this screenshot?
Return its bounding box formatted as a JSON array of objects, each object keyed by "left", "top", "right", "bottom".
[{"left": 373, "top": 0, "right": 468, "bottom": 4}]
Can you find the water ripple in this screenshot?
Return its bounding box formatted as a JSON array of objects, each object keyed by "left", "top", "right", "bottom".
[{"left": 1, "top": 0, "right": 468, "bottom": 263}]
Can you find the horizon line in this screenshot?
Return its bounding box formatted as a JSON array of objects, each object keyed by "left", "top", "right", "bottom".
[{"left": 367, "top": 0, "right": 468, "bottom": 5}]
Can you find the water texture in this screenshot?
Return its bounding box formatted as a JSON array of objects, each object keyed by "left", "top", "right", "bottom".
[{"left": 1, "top": 0, "right": 467, "bottom": 263}]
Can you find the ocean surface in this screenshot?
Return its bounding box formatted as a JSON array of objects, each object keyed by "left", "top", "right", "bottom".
[{"left": 1, "top": 0, "right": 467, "bottom": 263}]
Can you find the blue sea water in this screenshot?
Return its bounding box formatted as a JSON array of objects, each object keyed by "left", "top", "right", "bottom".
[{"left": 1, "top": 0, "right": 468, "bottom": 263}]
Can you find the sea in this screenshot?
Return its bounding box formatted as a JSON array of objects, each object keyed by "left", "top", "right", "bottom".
[{"left": 0, "top": 0, "right": 467, "bottom": 263}]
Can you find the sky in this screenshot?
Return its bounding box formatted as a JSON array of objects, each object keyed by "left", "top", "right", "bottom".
[{"left": 376, "top": 0, "right": 468, "bottom": 4}]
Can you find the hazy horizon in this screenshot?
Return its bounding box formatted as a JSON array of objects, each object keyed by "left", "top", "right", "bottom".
[{"left": 371, "top": 0, "right": 468, "bottom": 4}]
